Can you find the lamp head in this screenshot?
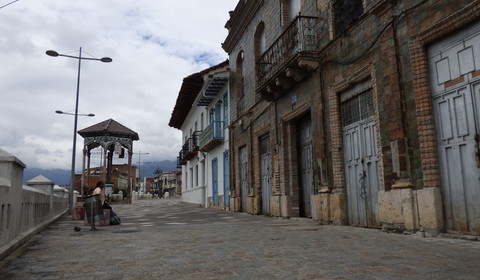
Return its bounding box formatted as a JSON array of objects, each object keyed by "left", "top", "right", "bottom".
[
  {"left": 46, "top": 50, "right": 59, "bottom": 57},
  {"left": 101, "top": 57, "right": 113, "bottom": 63}
]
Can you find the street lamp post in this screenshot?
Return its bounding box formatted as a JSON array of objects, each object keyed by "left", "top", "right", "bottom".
[
  {"left": 134, "top": 151, "right": 149, "bottom": 192},
  {"left": 47, "top": 47, "right": 112, "bottom": 215}
]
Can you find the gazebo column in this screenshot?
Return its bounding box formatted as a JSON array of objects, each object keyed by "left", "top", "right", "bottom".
[
  {"left": 127, "top": 149, "right": 133, "bottom": 204},
  {"left": 86, "top": 150, "right": 91, "bottom": 194},
  {"left": 102, "top": 146, "right": 108, "bottom": 183},
  {"left": 107, "top": 145, "right": 114, "bottom": 182}
]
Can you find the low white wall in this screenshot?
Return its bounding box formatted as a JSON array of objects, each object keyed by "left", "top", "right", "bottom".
[
  {"left": 182, "top": 185, "right": 206, "bottom": 207},
  {"left": 0, "top": 149, "right": 68, "bottom": 261}
]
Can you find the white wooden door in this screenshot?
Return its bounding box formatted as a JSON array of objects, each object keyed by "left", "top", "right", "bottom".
[
  {"left": 428, "top": 23, "right": 480, "bottom": 235},
  {"left": 341, "top": 89, "right": 380, "bottom": 227}
]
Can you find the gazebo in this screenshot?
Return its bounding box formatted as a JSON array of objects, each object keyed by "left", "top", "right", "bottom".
[{"left": 78, "top": 119, "right": 139, "bottom": 203}]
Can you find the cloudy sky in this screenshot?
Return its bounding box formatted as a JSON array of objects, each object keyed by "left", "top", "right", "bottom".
[{"left": 0, "top": 0, "right": 238, "bottom": 171}]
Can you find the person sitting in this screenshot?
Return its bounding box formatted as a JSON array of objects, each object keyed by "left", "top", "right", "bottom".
[{"left": 92, "top": 181, "right": 112, "bottom": 210}]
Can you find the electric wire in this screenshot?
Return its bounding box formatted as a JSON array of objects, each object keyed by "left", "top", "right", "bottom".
[
  {"left": 326, "top": 0, "right": 430, "bottom": 66},
  {"left": 0, "top": 0, "right": 21, "bottom": 10}
]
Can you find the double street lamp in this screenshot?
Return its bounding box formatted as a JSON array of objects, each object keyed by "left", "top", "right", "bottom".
[
  {"left": 56, "top": 110, "right": 95, "bottom": 117},
  {"left": 47, "top": 47, "right": 112, "bottom": 215},
  {"left": 133, "top": 151, "right": 149, "bottom": 192}
]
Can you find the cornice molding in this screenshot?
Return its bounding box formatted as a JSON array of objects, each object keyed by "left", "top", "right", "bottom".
[{"left": 222, "top": 0, "right": 264, "bottom": 53}]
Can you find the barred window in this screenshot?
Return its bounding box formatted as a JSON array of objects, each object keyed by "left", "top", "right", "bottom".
[{"left": 341, "top": 90, "right": 374, "bottom": 127}]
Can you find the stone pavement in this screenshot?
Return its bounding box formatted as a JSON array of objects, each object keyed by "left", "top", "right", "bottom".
[{"left": 1, "top": 199, "right": 479, "bottom": 280}]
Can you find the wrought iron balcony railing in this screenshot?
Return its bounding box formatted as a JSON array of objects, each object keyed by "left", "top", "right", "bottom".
[
  {"left": 199, "top": 121, "right": 224, "bottom": 152},
  {"left": 177, "top": 132, "right": 200, "bottom": 165},
  {"left": 256, "top": 16, "right": 318, "bottom": 88}
]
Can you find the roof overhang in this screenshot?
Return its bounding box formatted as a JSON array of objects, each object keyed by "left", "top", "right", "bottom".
[{"left": 196, "top": 71, "right": 229, "bottom": 107}]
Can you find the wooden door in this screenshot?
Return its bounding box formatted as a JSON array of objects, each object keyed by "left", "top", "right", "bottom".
[
  {"left": 341, "top": 89, "right": 380, "bottom": 227},
  {"left": 428, "top": 26, "right": 480, "bottom": 234}
]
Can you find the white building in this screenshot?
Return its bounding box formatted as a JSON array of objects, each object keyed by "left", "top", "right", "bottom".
[{"left": 169, "top": 61, "right": 230, "bottom": 208}]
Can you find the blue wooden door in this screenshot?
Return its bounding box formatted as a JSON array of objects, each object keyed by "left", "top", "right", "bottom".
[
  {"left": 223, "top": 150, "right": 230, "bottom": 208},
  {"left": 212, "top": 158, "right": 218, "bottom": 205},
  {"left": 240, "top": 146, "right": 248, "bottom": 212},
  {"left": 260, "top": 136, "right": 271, "bottom": 214}
]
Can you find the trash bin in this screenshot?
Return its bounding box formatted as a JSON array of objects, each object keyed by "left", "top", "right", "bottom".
[{"left": 84, "top": 194, "right": 104, "bottom": 229}]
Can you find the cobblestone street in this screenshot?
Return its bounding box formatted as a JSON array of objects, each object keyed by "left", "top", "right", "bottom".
[{"left": 1, "top": 198, "right": 479, "bottom": 280}]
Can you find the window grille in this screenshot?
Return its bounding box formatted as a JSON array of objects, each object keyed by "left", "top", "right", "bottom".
[{"left": 341, "top": 90, "right": 373, "bottom": 127}]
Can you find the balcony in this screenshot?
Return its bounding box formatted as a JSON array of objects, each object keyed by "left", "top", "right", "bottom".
[
  {"left": 199, "top": 121, "right": 224, "bottom": 152},
  {"left": 177, "top": 132, "right": 200, "bottom": 165},
  {"left": 256, "top": 16, "right": 319, "bottom": 101}
]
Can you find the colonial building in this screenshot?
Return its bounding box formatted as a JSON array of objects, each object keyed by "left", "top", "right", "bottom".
[
  {"left": 169, "top": 61, "right": 231, "bottom": 208},
  {"left": 154, "top": 171, "right": 177, "bottom": 197},
  {"left": 223, "top": 0, "right": 480, "bottom": 236}
]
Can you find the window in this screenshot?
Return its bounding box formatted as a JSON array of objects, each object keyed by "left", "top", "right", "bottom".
[
  {"left": 255, "top": 22, "right": 266, "bottom": 56},
  {"left": 255, "top": 22, "right": 266, "bottom": 85},
  {"left": 290, "top": 0, "right": 301, "bottom": 21},
  {"left": 209, "top": 109, "right": 214, "bottom": 123},
  {"left": 341, "top": 89, "right": 373, "bottom": 127},
  {"left": 236, "top": 51, "right": 245, "bottom": 115},
  {"left": 281, "top": 0, "right": 301, "bottom": 26},
  {"left": 333, "top": 0, "right": 364, "bottom": 33}
]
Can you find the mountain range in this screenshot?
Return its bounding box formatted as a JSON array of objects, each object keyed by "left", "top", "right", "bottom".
[{"left": 23, "top": 160, "right": 179, "bottom": 185}]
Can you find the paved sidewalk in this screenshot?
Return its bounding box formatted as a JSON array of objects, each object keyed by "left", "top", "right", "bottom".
[{"left": 1, "top": 199, "right": 479, "bottom": 280}]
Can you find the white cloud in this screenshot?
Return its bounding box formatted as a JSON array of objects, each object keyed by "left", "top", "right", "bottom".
[{"left": 0, "top": 0, "right": 237, "bottom": 170}]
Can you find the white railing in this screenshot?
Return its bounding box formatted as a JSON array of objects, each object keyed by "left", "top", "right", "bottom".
[{"left": 0, "top": 149, "right": 68, "bottom": 261}]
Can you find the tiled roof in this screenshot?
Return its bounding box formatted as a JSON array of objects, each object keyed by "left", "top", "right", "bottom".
[
  {"left": 168, "top": 60, "right": 229, "bottom": 130},
  {"left": 78, "top": 119, "right": 139, "bottom": 140}
]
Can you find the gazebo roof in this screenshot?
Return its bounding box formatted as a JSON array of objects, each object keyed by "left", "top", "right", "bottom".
[{"left": 78, "top": 119, "right": 139, "bottom": 140}]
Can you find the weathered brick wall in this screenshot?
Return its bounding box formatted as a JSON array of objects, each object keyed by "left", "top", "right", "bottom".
[
  {"left": 224, "top": 0, "right": 480, "bottom": 228},
  {"left": 406, "top": 0, "right": 480, "bottom": 188}
]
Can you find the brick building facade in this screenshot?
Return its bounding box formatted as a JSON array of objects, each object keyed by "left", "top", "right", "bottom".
[
  {"left": 74, "top": 164, "right": 135, "bottom": 196},
  {"left": 223, "top": 0, "right": 480, "bottom": 236}
]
